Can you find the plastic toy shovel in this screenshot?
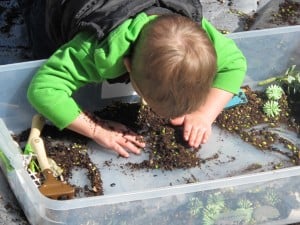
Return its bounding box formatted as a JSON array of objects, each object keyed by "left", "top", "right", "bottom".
[
  {"left": 30, "top": 137, "right": 75, "bottom": 200},
  {"left": 24, "top": 114, "right": 45, "bottom": 155},
  {"left": 225, "top": 89, "right": 248, "bottom": 109}
]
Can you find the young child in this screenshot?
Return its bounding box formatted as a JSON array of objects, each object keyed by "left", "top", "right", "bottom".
[{"left": 26, "top": 0, "right": 247, "bottom": 158}]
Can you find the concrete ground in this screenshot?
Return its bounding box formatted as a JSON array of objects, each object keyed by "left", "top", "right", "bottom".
[{"left": 0, "top": 0, "right": 299, "bottom": 224}]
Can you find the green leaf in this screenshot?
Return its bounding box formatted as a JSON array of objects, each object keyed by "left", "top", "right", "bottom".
[{"left": 0, "top": 150, "right": 14, "bottom": 172}]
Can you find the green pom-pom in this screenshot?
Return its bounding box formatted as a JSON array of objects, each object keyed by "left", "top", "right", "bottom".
[
  {"left": 263, "top": 100, "right": 281, "bottom": 117},
  {"left": 265, "top": 84, "right": 283, "bottom": 100}
]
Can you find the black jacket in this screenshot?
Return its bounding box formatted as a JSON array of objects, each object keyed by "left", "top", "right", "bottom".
[{"left": 46, "top": 0, "right": 203, "bottom": 49}]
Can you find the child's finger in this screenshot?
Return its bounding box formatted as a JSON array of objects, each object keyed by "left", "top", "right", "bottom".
[
  {"left": 183, "top": 125, "right": 192, "bottom": 141},
  {"left": 123, "top": 134, "right": 145, "bottom": 148},
  {"left": 170, "top": 116, "right": 185, "bottom": 126},
  {"left": 201, "top": 129, "right": 211, "bottom": 144},
  {"left": 111, "top": 135, "right": 143, "bottom": 156},
  {"left": 120, "top": 138, "right": 142, "bottom": 155},
  {"left": 111, "top": 143, "right": 130, "bottom": 158},
  {"left": 194, "top": 130, "right": 205, "bottom": 147},
  {"left": 189, "top": 127, "right": 205, "bottom": 148}
]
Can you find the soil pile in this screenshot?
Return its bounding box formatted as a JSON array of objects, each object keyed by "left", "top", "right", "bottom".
[
  {"left": 270, "top": 0, "right": 300, "bottom": 26},
  {"left": 216, "top": 86, "right": 300, "bottom": 164},
  {"left": 95, "top": 103, "right": 201, "bottom": 171}
]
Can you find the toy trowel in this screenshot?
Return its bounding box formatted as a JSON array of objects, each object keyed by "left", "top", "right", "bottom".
[
  {"left": 23, "top": 114, "right": 64, "bottom": 177},
  {"left": 224, "top": 88, "right": 248, "bottom": 109},
  {"left": 24, "top": 114, "right": 45, "bottom": 154},
  {"left": 31, "top": 137, "right": 75, "bottom": 200}
]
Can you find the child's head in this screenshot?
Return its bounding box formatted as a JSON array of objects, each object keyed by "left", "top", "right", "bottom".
[{"left": 129, "top": 14, "right": 216, "bottom": 119}]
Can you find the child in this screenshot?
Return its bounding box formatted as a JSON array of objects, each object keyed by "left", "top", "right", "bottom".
[{"left": 26, "top": 0, "right": 247, "bottom": 158}]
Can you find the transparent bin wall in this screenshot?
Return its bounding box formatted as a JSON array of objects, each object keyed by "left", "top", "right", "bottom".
[
  {"left": 0, "top": 26, "right": 299, "bottom": 225},
  {"left": 228, "top": 25, "right": 300, "bottom": 88},
  {"left": 41, "top": 169, "right": 300, "bottom": 225}
]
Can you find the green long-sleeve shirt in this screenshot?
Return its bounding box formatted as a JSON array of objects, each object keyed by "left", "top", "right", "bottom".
[{"left": 27, "top": 12, "right": 247, "bottom": 130}]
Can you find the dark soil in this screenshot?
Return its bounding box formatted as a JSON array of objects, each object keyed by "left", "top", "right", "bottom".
[
  {"left": 269, "top": 0, "right": 300, "bottom": 26},
  {"left": 216, "top": 86, "right": 300, "bottom": 165},
  {"left": 94, "top": 103, "right": 201, "bottom": 171},
  {"left": 229, "top": 0, "right": 300, "bottom": 31},
  {"left": 0, "top": 4, "right": 22, "bottom": 34}
]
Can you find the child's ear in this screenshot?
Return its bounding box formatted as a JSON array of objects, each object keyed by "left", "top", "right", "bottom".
[{"left": 123, "top": 57, "right": 132, "bottom": 73}]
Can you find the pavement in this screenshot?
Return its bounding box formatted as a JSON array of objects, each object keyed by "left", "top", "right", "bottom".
[{"left": 0, "top": 0, "right": 299, "bottom": 224}]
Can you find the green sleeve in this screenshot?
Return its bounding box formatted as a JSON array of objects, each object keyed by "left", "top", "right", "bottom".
[
  {"left": 202, "top": 18, "right": 247, "bottom": 94},
  {"left": 27, "top": 32, "right": 103, "bottom": 129}
]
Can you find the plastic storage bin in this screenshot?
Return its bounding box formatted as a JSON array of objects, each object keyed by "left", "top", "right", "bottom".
[{"left": 0, "top": 25, "right": 300, "bottom": 225}]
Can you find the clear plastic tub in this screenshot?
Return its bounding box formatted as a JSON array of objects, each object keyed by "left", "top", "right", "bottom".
[{"left": 0, "top": 25, "right": 300, "bottom": 225}]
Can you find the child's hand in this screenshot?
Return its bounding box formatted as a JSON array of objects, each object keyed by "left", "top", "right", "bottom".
[
  {"left": 170, "top": 112, "right": 212, "bottom": 148},
  {"left": 93, "top": 120, "right": 145, "bottom": 158},
  {"left": 68, "top": 113, "right": 145, "bottom": 157},
  {"left": 170, "top": 88, "right": 234, "bottom": 148}
]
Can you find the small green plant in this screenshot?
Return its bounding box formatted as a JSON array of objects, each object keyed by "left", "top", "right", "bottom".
[
  {"left": 202, "top": 204, "right": 220, "bottom": 225},
  {"left": 207, "top": 192, "right": 225, "bottom": 210},
  {"left": 262, "top": 84, "right": 283, "bottom": 118},
  {"left": 188, "top": 197, "right": 203, "bottom": 217},
  {"left": 259, "top": 65, "right": 300, "bottom": 95},
  {"left": 279, "top": 65, "right": 300, "bottom": 95},
  {"left": 202, "top": 193, "right": 226, "bottom": 225},
  {"left": 236, "top": 198, "right": 254, "bottom": 223},
  {"left": 265, "top": 84, "right": 283, "bottom": 100},
  {"left": 264, "top": 189, "right": 281, "bottom": 206},
  {"left": 237, "top": 198, "right": 253, "bottom": 209},
  {"left": 263, "top": 100, "right": 281, "bottom": 117}
]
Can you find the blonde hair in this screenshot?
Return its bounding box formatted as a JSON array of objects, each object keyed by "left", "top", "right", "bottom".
[{"left": 130, "top": 14, "right": 216, "bottom": 118}]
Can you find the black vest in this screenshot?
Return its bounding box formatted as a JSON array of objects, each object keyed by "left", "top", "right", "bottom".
[{"left": 46, "top": 0, "right": 203, "bottom": 49}]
